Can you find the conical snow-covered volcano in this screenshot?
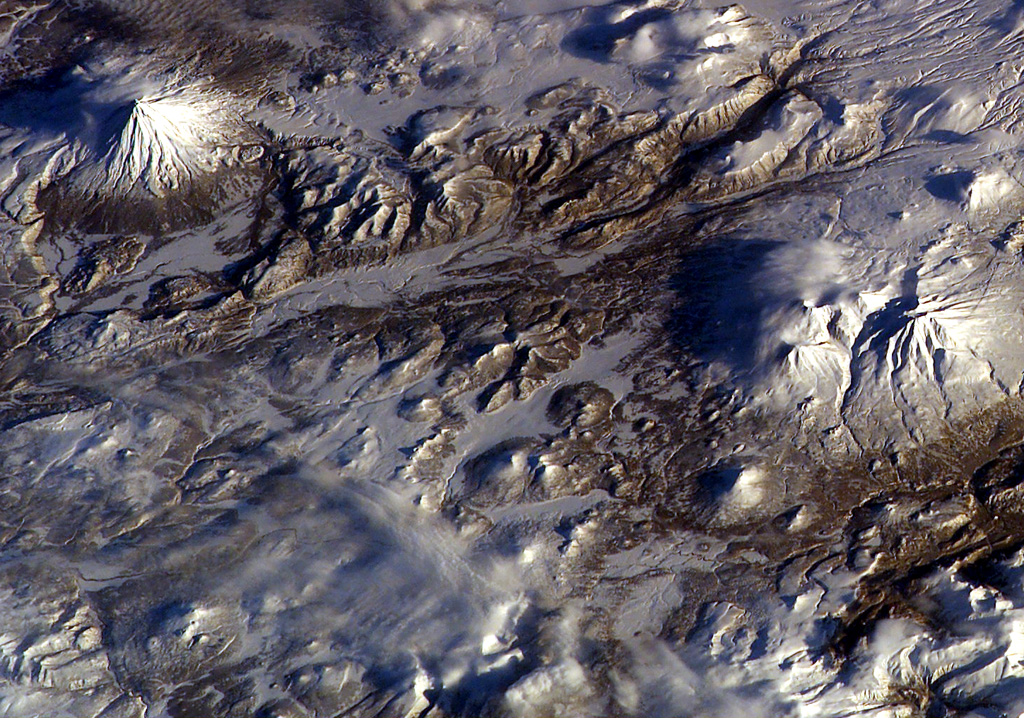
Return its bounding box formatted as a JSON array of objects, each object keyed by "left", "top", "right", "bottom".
[
  {"left": 0, "top": 61, "right": 263, "bottom": 229},
  {"left": 100, "top": 93, "right": 228, "bottom": 197}
]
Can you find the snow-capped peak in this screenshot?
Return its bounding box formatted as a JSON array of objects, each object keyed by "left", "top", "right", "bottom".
[
  {"left": 102, "top": 92, "right": 229, "bottom": 197},
  {"left": 0, "top": 60, "right": 258, "bottom": 229}
]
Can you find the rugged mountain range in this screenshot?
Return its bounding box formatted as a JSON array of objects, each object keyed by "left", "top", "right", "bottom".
[{"left": 2, "top": 0, "right": 1024, "bottom": 715}]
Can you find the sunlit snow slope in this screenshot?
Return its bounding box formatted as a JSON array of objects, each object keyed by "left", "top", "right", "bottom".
[{"left": 3, "top": 0, "right": 1024, "bottom": 716}]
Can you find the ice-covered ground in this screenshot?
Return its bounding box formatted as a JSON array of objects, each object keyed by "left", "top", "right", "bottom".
[{"left": 3, "top": 0, "right": 1024, "bottom": 715}]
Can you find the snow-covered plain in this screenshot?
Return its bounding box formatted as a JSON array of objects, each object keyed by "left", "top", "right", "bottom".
[{"left": 3, "top": 0, "right": 1024, "bottom": 715}]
